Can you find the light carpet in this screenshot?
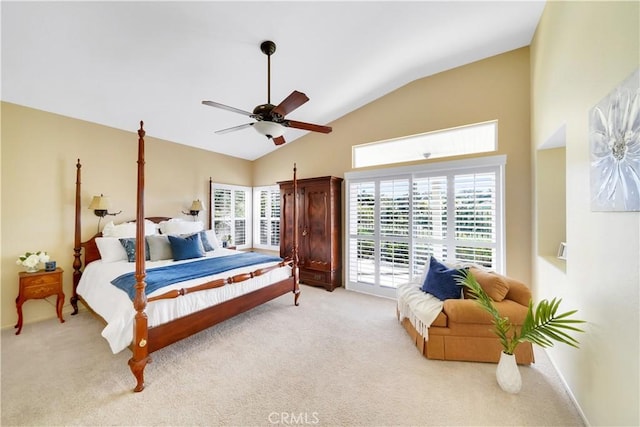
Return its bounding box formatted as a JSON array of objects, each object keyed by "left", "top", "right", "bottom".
[{"left": 1, "top": 285, "right": 584, "bottom": 426}]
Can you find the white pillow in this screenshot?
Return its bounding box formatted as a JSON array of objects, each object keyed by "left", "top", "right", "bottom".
[
  {"left": 102, "top": 221, "right": 136, "bottom": 238},
  {"left": 204, "top": 229, "right": 222, "bottom": 250},
  {"left": 419, "top": 255, "right": 432, "bottom": 286},
  {"left": 95, "top": 237, "right": 128, "bottom": 263},
  {"left": 159, "top": 218, "right": 204, "bottom": 235},
  {"left": 102, "top": 220, "right": 157, "bottom": 238},
  {"left": 143, "top": 219, "right": 159, "bottom": 236},
  {"left": 146, "top": 235, "right": 173, "bottom": 261}
]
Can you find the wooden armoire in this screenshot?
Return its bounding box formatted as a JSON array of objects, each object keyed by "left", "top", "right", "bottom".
[{"left": 278, "top": 176, "right": 343, "bottom": 291}]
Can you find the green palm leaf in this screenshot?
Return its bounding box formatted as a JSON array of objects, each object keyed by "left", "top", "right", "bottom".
[{"left": 456, "top": 270, "right": 585, "bottom": 355}]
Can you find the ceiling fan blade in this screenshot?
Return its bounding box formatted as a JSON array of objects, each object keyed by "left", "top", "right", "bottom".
[
  {"left": 285, "top": 120, "right": 332, "bottom": 134},
  {"left": 271, "top": 91, "right": 309, "bottom": 118},
  {"left": 202, "top": 100, "right": 253, "bottom": 117},
  {"left": 214, "top": 122, "right": 254, "bottom": 135},
  {"left": 273, "top": 136, "right": 286, "bottom": 146}
]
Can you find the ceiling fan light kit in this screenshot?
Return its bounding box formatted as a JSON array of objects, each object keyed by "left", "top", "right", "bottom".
[
  {"left": 202, "top": 40, "right": 332, "bottom": 146},
  {"left": 253, "top": 121, "right": 285, "bottom": 139}
]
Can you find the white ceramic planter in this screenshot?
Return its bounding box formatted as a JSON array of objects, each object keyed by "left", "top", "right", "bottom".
[{"left": 496, "top": 352, "right": 522, "bottom": 394}]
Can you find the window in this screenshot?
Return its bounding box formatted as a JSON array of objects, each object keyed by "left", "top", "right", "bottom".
[
  {"left": 253, "top": 185, "right": 281, "bottom": 251},
  {"left": 345, "top": 155, "right": 505, "bottom": 299},
  {"left": 352, "top": 120, "right": 497, "bottom": 168},
  {"left": 211, "top": 183, "right": 252, "bottom": 249}
]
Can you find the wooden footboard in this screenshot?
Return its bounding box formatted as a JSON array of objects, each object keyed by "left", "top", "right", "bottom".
[{"left": 148, "top": 276, "right": 296, "bottom": 352}]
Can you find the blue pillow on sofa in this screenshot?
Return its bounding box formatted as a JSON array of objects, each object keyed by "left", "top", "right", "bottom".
[
  {"left": 421, "top": 256, "right": 465, "bottom": 301},
  {"left": 168, "top": 233, "right": 205, "bottom": 261}
]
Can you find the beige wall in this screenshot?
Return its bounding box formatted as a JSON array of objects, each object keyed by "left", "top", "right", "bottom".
[
  {"left": 531, "top": 1, "right": 639, "bottom": 425},
  {"left": 256, "top": 47, "right": 533, "bottom": 282},
  {"left": 1, "top": 102, "right": 252, "bottom": 328}
]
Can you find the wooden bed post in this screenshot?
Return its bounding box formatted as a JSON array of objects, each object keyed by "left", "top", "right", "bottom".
[
  {"left": 292, "top": 163, "right": 300, "bottom": 306},
  {"left": 128, "top": 121, "right": 151, "bottom": 392},
  {"left": 71, "top": 159, "right": 82, "bottom": 315},
  {"left": 208, "top": 176, "right": 213, "bottom": 230}
]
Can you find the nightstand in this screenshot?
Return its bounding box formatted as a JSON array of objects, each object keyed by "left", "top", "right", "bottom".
[{"left": 15, "top": 267, "right": 65, "bottom": 335}]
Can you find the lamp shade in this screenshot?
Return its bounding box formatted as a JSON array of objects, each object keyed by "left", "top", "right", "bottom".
[
  {"left": 88, "top": 195, "right": 110, "bottom": 210},
  {"left": 190, "top": 199, "right": 204, "bottom": 211},
  {"left": 253, "top": 121, "right": 285, "bottom": 139}
]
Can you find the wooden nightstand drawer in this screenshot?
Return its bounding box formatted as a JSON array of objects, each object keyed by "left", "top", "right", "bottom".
[
  {"left": 22, "top": 283, "right": 60, "bottom": 299},
  {"left": 22, "top": 273, "right": 60, "bottom": 288}
]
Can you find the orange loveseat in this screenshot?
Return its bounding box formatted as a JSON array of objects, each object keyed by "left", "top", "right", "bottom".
[{"left": 397, "top": 266, "right": 534, "bottom": 365}]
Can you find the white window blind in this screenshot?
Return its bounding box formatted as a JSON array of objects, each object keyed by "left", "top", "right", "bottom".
[
  {"left": 453, "top": 172, "right": 497, "bottom": 266},
  {"left": 253, "top": 185, "right": 281, "bottom": 251},
  {"left": 379, "top": 179, "right": 410, "bottom": 289},
  {"left": 345, "top": 155, "right": 505, "bottom": 299},
  {"left": 211, "top": 183, "right": 252, "bottom": 249}
]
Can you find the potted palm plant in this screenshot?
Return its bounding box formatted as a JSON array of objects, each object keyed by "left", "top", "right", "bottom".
[{"left": 457, "top": 270, "right": 585, "bottom": 393}]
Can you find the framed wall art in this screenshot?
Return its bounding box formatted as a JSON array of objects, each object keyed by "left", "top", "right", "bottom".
[{"left": 589, "top": 68, "right": 640, "bottom": 212}]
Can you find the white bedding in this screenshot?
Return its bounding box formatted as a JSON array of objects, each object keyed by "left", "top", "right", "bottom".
[{"left": 77, "top": 248, "right": 291, "bottom": 354}]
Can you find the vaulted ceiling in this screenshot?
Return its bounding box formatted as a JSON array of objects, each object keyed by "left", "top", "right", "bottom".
[{"left": 2, "top": 1, "right": 545, "bottom": 160}]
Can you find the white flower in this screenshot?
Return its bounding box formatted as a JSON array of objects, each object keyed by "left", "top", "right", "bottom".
[
  {"left": 23, "top": 254, "right": 39, "bottom": 268},
  {"left": 16, "top": 251, "right": 49, "bottom": 268}
]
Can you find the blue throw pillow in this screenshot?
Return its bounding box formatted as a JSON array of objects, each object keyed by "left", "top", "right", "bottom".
[
  {"left": 421, "top": 256, "right": 465, "bottom": 301},
  {"left": 119, "top": 238, "right": 151, "bottom": 262},
  {"left": 199, "top": 231, "right": 215, "bottom": 252},
  {"left": 168, "top": 233, "right": 205, "bottom": 261}
]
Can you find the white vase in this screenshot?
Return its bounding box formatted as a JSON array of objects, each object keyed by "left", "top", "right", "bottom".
[{"left": 496, "top": 351, "right": 522, "bottom": 394}]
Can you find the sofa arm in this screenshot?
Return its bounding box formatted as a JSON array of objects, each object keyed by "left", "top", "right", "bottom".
[{"left": 504, "top": 277, "right": 532, "bottom": 307}]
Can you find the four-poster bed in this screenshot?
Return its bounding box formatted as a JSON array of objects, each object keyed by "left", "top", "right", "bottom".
[{"left": 71, "top": 121, "right": 300, "bottom": 392}]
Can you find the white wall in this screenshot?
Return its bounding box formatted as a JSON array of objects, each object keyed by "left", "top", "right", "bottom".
[{"left": 531, "top": 2, "right": 639, "bottom": 425}]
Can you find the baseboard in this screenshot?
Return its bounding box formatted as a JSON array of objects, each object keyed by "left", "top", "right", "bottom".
[{"left": 540, "top": 347, "right": 590, "bottom": 426}]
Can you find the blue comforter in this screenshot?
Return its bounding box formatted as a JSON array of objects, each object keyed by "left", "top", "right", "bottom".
[{"left": 111, "top": 252, "right": 283, "bottom": 300}]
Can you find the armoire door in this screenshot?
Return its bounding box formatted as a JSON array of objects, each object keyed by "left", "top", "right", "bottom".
[
  {"left": 302, "top": 183, "right": 331, "bottom": 272},
  {"left": 279, "top": 184, "right": 298, "bottom": 261}
]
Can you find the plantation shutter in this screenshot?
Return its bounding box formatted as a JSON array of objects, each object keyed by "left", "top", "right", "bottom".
[
  {"left": 379, "top": 179, "right": 410, "bottom": 289},
  {"left": 214, "top": 188, "right": 232, "bottom": 240},
  {"left": 212, "top": 183, "right": 252, "bottom": 249},
  {"left": 345, "top": 155, "right": 505, "bottom": 298},
  {"left": 453, "top": 171, "right": 497, "bottom": 268},
  {"left": 255, "top": 186, "right": 280, "bottom": 249}
]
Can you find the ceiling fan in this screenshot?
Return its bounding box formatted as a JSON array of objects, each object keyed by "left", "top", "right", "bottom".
[{"left": 202, "top": 40, "right": 332, "bottom": 146}]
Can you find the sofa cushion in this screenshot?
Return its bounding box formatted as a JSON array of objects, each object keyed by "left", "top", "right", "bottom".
[
  {"left": 504, "top": 276, "right": 532, "bottom": 306},
  {"left": 468, "top": 267, "right": 510, "bottom": 302},
  {"left": 443, "top": 299, "right": 529, "bottom": 325},
  {"left": 421, "top": 256, "right": 465, "bottom": 301}
]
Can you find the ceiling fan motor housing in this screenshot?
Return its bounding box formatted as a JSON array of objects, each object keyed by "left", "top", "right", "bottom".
[{"left": 253, "top": 103, "right": 285, "bottom": 122}]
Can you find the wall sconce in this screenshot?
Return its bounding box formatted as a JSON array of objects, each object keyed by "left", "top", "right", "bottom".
[
  {"left": 88, "top": 194, "right": 121, "bottom": 231},
  {"left": 182, "top": 199, "right": 204, "bottom": 220}
]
